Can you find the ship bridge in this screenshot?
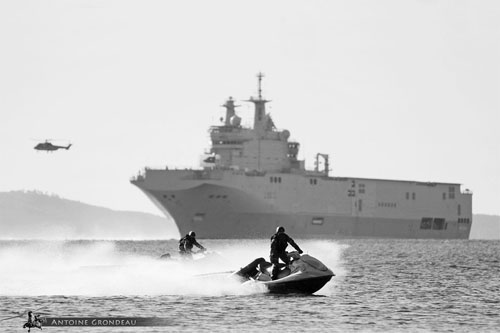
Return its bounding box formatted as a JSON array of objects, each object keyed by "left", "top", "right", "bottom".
[{"left": 208, "top": 73, "right": 304, "bottom": 173}]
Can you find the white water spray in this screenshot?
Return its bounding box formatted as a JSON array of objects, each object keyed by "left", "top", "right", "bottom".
[{"left": 0, "top": 240, "right": 346, "bottom": 296}]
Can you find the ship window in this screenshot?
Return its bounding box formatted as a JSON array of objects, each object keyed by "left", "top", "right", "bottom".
[
  {"left": 443, "top": 193, "right": 446, "bottom": 200},
  {"left": 312, "top": 217, "right": 324, "bottom": 225},
  {"left": 406, "top": 192, "right": 409, "bottom": 200},
  {"left": 358, "top": 199, "right": 362, "bottom": 212},
  {"left": 432, "top": 218, "right": 445, "bottom": 230},
  {"left": 379, "top": 202, "right": 396, "bottom": 208},
  {"left": 270, "top": 177, "right": 283, "bottom": 184},
  {"left": 420, "top": 217, "right": 432, "bottom": 229},
  {"left": 209, "top": 195, "right": 214, "bottom": 198},
  {"left": 458, "top": 204, "right": 461, "bottom": 216},
  {"left": 192, "top": 213, "right": 205, "bottom": 223},
  {"left": 222, "top": 195, "right": 227, "bottom": 199},
  {"left": 412, "top": 192, "right": 416, "bottom": 200},
  {"left": 449, "top": 186, "right": 455, "bottom": 199}
]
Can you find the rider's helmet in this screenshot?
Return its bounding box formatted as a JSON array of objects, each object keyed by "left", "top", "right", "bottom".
[
  {"left": 276, "top": 226, "right": 285, "bottom": 233},
  {"left": 188, "top": 231, "right": 196, "bottom": 237}
]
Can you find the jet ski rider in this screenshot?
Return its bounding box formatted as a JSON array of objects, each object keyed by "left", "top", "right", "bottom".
[
  {"left": 179, "top": 231, "right": 206, "bottom": 258},
  {"left": 270, "top": 226, "right": 303, "bottom": 280}
]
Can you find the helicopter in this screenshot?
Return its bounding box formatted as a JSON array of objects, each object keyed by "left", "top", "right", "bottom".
[{"left": 34, "top": 140, "right": 72, "bottom": 152}]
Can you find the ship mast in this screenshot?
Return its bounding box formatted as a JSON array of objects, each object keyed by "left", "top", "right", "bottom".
[
  {"left": 248, "top": 72, "right": 269, "bottom": 133},
  {"left": 222, "top": 97, "right": 238, "bottom": 126},
  {"left": 257, "top": 72, "right": 264, "bottom": 99}
]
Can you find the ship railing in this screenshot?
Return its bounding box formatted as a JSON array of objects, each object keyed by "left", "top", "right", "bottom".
[
  {"left": 244, "top": 170, "right": 266, "bottom": 177},
  {"left": 142, "top": 165, "right": 198, "bottom": 171},
  {"left": 190, "top": 169, "right": 226, "bottom": 180},
  {"left": 209, "top": 125, "right": 246, "bottom": 133},
  {"left": 130, "top": 170, "right": 146, "bottom": 182}
]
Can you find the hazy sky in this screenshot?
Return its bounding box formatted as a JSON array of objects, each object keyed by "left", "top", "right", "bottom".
[{"left": 1, "top": 0, "right": 499, "bottom": 215}]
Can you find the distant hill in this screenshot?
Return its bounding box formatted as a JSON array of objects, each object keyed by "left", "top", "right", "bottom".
[
  {"left": 470, "top": 214, "right": 500, "bottom": 240},
  {"left": 0, "top": 190, "right": 179, "bottom": 239}
]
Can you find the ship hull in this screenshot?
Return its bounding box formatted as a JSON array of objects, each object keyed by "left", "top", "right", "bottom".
[{"left": 132, "top": 174, "right": 472, "bottom": 239}]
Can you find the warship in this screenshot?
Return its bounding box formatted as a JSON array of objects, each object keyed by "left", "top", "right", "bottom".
[{"left": 131, "top": 74, "right": 472, "bottom": 239}]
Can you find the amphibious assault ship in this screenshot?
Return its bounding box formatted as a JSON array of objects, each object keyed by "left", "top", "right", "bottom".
[{"left": 131, "top": 74, "right": 472, "bottom": 239}]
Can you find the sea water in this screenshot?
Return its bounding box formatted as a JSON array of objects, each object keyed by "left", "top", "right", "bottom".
[{"left": 0, "top": 239, "right": 498, "bottom": 332}]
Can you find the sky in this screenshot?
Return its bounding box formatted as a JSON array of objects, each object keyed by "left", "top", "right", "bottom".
[{"left": 1, "top": 0, "right": 499, "bottom": 215}]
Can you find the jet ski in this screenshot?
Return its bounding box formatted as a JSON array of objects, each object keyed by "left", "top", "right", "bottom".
[{"left": 233, "top": 252, "right": 334, "bottom": 294}]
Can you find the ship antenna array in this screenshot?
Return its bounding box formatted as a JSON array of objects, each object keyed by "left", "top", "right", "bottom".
[
  {"left": 315, "top": 153, "right": 330, "bottom": 176},
  {"left": 257, "top": 72, "right": 264, "bottom": 99}
]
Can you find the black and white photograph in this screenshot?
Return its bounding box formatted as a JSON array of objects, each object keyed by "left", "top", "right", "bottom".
[{"left": 1, "top": 0, "right": 499, "bottom": 332}]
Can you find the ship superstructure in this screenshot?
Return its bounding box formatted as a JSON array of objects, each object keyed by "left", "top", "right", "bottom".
[{"left": 131, "top": 74, "right": 472, "bottom": 239}]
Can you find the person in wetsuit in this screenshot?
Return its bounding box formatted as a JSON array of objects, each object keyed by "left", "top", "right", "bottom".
[
  {"left": 179, "top": 231, "right": 206, "bottom": 258},
  {"left": 270, "top": 226, "right": 303, "bottom": 280}
]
